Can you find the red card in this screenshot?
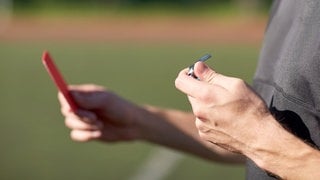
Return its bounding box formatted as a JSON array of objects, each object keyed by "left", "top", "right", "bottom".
[{"left": 42, "top": 51, "right": 78, "bottom": 112}]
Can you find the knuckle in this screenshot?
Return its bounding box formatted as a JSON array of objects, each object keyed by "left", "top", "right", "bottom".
[
  {"left": 198, "top": 131, "right": 206, "bottom": 139},
  {"left": 80, "top": 84, "right": 106, "bottom": 91},
  {"left": 174, "top": 70, "right": 188, "bottom": 89},
  {"left": 205, "top": 71, "right": 218, "bottom": 82},
  {"left": 60, "top": 107, "right": 71, "bottom": 116},
  {"left": 198, "top": 131, "right": 211, "bottom": 143},
  {"left": 195, "top": 118, "right": 202, "bottom": 128},
  {"left": 64, "top": 118, "right": 74, "bottom": 129},
  {"left": 174, "top": 77, "right": 182, "bottom": 89},
  {"left": 60, "top": 107, "right": 66, "bottom": 116},
  {"left": 195, "top": 118, "right": 208, "bottom": 132},
  {"left": 198, "top": 88, "right": 212, "bottom": 102},
  {"left": 232, "top": 78, "right": 245, "bottom": 88},
  {"left": 193, "top": 107, "right": 204, "bottom": 118}
]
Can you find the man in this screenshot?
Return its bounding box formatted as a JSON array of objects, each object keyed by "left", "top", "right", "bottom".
[{"left": 59, "top": 0, "right": 320, "bottom": 179}]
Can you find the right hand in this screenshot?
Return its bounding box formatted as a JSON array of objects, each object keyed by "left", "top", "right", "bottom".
[{"left": 59, "top": 84, "right": 142, "bottom": 142}]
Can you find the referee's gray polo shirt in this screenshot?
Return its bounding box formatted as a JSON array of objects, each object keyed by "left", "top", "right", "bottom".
[{"left": 248, "top": 0, "right": 320, "bottom": 179}]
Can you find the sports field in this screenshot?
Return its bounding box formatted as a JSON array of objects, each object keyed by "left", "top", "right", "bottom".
[{"left": 0, "top": 13, "right": 264, "bottom": 180}]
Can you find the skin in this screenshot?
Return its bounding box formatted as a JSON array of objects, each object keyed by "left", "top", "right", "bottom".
[
  {"left": 59, "top": 85, "right": 244, "bottom": 164},
  {"left": 58, "top": 62, "right": 320, "bottom": 179},
  {"left": 175, "top": 62, "right": 320, "bottom": 179}
]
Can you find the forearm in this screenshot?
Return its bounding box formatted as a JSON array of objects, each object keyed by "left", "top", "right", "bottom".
[
  {"left": 134, "top": 105, "right": 245, "bottom": 164},
  {"left": 246, "top": 114, "right": 320, "bottom": 179}
]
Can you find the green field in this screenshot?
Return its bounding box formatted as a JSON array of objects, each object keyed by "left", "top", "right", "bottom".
[{"left": 0, "top": 42, "right": 259, "bottom": 180}]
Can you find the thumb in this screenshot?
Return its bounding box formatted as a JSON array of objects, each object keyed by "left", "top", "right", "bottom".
[
  {"left": 193, "top": 62, "right": 219, "bottom": 83},
  {"left": 194, "top": 62, "right": 242, "bottom": 91},
  {"left": 72, "top": 91, "right": 105, "bottom": 110},
  {"left": 70, "top": 88, "right": 107, "bottom": 111}
]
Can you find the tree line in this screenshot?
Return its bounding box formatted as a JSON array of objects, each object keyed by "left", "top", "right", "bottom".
[{"left": 13, "top": 0, "right": 272, "bottom": 9}]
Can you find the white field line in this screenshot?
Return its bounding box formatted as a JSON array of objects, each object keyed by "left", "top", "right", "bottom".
[{"left": 129, "top": 148, "right": 184, "bottom": 180}]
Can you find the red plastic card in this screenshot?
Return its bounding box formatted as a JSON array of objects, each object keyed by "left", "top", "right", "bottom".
[{"left": 42, "top": 51, "right": 78, "bottom": 112}]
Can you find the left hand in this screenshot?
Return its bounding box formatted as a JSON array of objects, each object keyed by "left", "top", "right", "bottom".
[{"left": 175, "top": 62, "right": 272, "bottom": 154}]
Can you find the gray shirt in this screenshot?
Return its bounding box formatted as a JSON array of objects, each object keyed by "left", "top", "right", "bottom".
[{"left": 249, "top": 0, "right": 320, "bottom": 179}]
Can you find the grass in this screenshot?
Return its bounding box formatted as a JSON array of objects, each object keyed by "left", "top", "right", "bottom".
[{"left": 0, "top": 41, "right": 259, "bottom": 180}]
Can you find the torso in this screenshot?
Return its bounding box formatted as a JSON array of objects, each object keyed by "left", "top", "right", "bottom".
[{"left": 249, "top": 0, "right": 320, "bottom": 179}]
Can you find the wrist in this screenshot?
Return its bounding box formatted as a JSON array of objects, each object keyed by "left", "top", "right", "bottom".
[
  {"left": 129, "top": 104, "right": 168, "bottom": 142},
  {"left": 245, "top": 114, "right": 320, "bottom": 179},
  {"left": 134, "top": 105, "right": 166, "bottom": 142},
  {"left": 125, "top": 104, "right": 152, "bottom": 141}
]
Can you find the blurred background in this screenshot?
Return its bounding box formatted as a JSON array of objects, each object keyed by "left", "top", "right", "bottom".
[{"left": 0, "top": 0, "right": 271, "bottom": 179}]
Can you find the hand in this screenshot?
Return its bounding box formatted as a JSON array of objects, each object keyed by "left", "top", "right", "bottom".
[
  {"left": 175, "top": 62, "right": 271, "bottom": 154},
  {"left": 59, "top": 84, "right": 142, "bottom": 142}
]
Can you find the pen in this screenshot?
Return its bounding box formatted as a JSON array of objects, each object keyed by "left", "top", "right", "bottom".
[{"left": 188, "top": 54, "right": 212, "bottom": 79}]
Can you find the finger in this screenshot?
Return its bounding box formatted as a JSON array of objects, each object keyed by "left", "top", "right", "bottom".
[
  {"left": 195, "top": 117, "right": 210, "bottom": 132},
  {"left": 175, "top": 69, "right": 227, "bottom": 100},
  {"left": 189, "top": 95, "right": 216, "bottom": 120},
  {"left": 194, "top": 62, "right": 239, "bottom": 91},
  {"left": 65, "top": 115, "right": 103, "bottom": 130},
  {"left": 58, "top": 92, "right": 73, "bottom": 116},
  {"left": 193, "top": 62, "right": 219, "bottom": 83},
  {"left": 76, "top": 109, "right": 98, "bottom": 123},
  {"left": 99, "top": 124, "right": 138, "bottom": 142},
  {"left": 70, "top": 91, "right": 107, "bottom": 111},
  {"left": 68, "top": 84, "right": 106, "bottom": 92},
  {"left": 175, "top": 68, "right": 206, "bottom": 97},
  {"left": 56, "top": 84, "right": 107, "bottom": 110},
  {"left": 70, "top": 130, "right": 102, "bottom": 142}
]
